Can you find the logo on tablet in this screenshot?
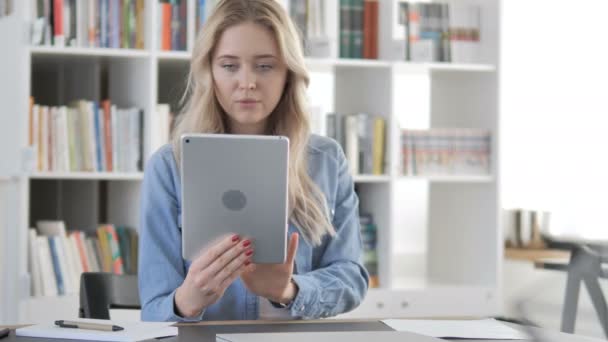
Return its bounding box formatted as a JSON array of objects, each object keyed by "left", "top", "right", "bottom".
[{"left": 222, "top": 190, "right": 247, "bottom": 211}]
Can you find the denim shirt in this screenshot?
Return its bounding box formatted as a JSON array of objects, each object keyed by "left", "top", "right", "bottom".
[{"left": 138, "top": 134, "right": 369, "bottom": 321}]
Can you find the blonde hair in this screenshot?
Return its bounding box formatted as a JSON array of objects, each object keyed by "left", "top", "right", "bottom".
[{"left": 172, "top": 0, "right": 335, "bottom": 246}]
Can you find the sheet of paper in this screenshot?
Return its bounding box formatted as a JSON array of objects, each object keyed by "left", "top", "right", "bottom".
[
  {"left": 381, "top": 318, "right": 529, "bottom": 340},
  {"left": 16, "top": 318, "right": 177, "bottom": 342},
  {"left": 217, "top": 331, "right": 443, "bottom": 342}
]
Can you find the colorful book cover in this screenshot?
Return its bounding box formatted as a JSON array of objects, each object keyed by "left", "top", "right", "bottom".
[
  {"left": 96, "top": 226, "right": 111, "bottom": 272},
  {"left": 116, "top": 226, "right": 132, "bottom": 274},
  {"left": 105, "top": 225, "right": 125, "bottom": 275}
]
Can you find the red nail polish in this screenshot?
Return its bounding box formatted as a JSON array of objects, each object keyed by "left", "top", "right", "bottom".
[
  {"left": 232, "top": 234, "right": 240, "bottom": 242},
  {"left": 245, "top": 249, "right": 254, "bottom": 256},
  {"left": 243, "top": 240, "right": 251, "bottom": 247},
  {"left": 245, "top": 260, "right": 251, "bottom": 266}
]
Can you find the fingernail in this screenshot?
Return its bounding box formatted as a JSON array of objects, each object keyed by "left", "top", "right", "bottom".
[
  {"left": 244, "top": 260, "right": 251, "bottom": 266},
  {"left": 245, "top": 249, "right": 254, "bottom": 256},
  {"left": 232, "top": 234, "right": 240, "bottom": 242},
  {"left": 243, "top": 240, "right": 251, "bottom": 247}
]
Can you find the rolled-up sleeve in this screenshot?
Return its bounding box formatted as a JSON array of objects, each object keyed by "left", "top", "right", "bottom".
[
  {"left": 138, "top": 147, "right": 204, "bottom": 322},
  {"left": 289, "top": 145, "right": 369, "bottom": 318}
]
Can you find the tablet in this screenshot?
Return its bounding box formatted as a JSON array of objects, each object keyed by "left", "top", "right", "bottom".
[{"left": 180, "top": 134, "right": 289, "bottom": 263}]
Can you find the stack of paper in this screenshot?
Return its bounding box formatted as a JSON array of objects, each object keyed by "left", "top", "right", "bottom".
[
  {"left": 381, "top": 318, "right": 529, "bottom": 340},
  {"left": 16, "top": 318, "right": 177, "bottom": 342}
]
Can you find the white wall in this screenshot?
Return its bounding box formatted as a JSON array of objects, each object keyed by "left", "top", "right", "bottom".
[{"left": 501, "top": 0, "right": 608, "bottom": 338}]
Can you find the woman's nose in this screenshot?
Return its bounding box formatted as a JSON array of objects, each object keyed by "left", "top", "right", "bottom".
[{"left": 238, "top": 69, "right": 256, "bottom": 90}]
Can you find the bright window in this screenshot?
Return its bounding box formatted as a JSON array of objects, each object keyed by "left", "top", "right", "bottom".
[{"left": 501, "top": 0, "right": 608, "bottom": 240}]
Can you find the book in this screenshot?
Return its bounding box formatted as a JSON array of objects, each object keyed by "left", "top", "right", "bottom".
[
  {"left": 362, "top": 0, "right": 378, "bottom": 59},
  {"left": 28, "top": 229, "right": 44, "bottom": 297},
  {"left": 116, "top": 226, "right": 133, "bottom": 274},
  {"left": 47, "top": 236, "right": 65, "bottom": 295},
  {"left": 36, "top": 236, "right": 58, "bottom": 296},
  {"left": 339, "top": 0, "right": 351, "bottom": 58},
  {"left": 350, "top": 0, "right": 364, "bottom": 59}
]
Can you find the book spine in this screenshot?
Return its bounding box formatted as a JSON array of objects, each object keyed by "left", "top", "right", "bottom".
[
  {"left": 37, "top": 236, "right": 58, "bottom": 296},
  {"left": 102, "top": 100, "right": 113, "bottom": 172},
  {"left": 53, "top": 0, "right": 65, "bottom": 46},
  {"left": 28, "top": 229, "right": 43, "bottom": 297},
  {"left": 47, "top": 237, "right": 65, "bottom": 295},
  {"left": 339, "top": 0, "right": 350, "bottom": 58},
  {"left": 106, "top": 225, "right": 125, "bottom": 274},
  {"left": 129, "top": 0, "right": 136, "bottom": 47},
  {"left": 111, "top": 105, "right": 118, "bottom": 172},
  {"left": 350, "top": 0, "right": 363, "bottom": 59},
  {"left": 362, "top": 0, "right": 372, "bottom": 59},
  {"left": 122, "top": 0, "right": 130, "bottom": 48},
  {"left": 161, "top": 3, "right": 172, "bottom": 50},
  {"left": 135, "top": 0, "right": 145, "bottom": 49},
  {"left": 93, "top": 102, "right": 103, "bottom": 172},
  {"left": 345, "top": 115, "right": 359, "bottom": 175},
  {"left": 72, "top": 232, "right": 90, "bottom": 273},
  {"left": 179, "top": 0, "right": 187, "bottom": 50},
  {"left": 171, "top": 1, "right": 180, "bottom": 51}
]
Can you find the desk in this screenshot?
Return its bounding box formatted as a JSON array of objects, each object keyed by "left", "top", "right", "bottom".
[{"left": 2, "top": 320, "right": 606, "bottom": 342}]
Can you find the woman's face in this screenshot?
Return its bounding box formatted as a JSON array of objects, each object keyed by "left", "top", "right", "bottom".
[{"left": 212, "top": 21, "right": 288, "bottom": 135}]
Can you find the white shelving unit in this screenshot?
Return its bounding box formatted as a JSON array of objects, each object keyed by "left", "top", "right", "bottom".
[{"left": 0, "top": 0, "right": 501, "bottom": 324}]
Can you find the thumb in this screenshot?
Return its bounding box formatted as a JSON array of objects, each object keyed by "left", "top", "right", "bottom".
[{"left": 286, "top": 232, "right": 298, "bottom": 265}]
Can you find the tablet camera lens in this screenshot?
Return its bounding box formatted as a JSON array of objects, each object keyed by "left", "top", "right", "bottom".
[
  {"left": 185, "top": 139, "right": 190, "bottom": 143},
  {"left": 222, "top": 190, "right": 247, "bottom": 211}
]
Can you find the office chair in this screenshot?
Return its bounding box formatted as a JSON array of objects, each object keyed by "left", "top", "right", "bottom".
[
  {"left": 78, "top": 272, "right": 140, "bottom": 319},
  {"left": 559, "top": 245, "right": 608, "bottom": 337}
]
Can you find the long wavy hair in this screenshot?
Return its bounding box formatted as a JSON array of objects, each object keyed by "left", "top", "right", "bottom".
[{"left": 171, "top": 0, "right": 335, "bottom": 246}]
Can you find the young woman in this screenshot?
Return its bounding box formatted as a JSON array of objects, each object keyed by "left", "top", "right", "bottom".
[{"left": 139, "top": 0, "right": 368, "bottom": 321}]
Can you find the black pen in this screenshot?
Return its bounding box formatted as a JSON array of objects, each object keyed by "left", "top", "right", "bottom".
[
  {"left": 54, "top": 320, "right": 124, "bottom": 332},
  {"left": 0, "top": 328, "right": 10, "bottom": 339}
]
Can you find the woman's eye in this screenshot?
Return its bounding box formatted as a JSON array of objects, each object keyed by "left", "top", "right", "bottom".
[
  {"left": 257, "top": 64, "right": 273, "bottom": 71},
  {"left": 222, "top": 64, "right": 237, "bottom": 71}
]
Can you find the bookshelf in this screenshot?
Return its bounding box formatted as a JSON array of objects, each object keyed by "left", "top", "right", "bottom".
[{"left": 0, "top": 0, "right": 501, "bottom": 323}]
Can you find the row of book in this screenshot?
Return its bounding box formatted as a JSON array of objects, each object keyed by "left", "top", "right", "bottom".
[
  {"left": 0, "top": 0, "right": 12, "bottom": 18},
  {"left": 401, "top": 129, "right": 491, "bottom": 176},
  {"left": 28, "top": 220, "right": 138, "bottom": 297},
  {"left": 158, "top": 0, "right": 187, "bottom": 51},
  {"left": 359, "top": 213, "right": 378, "bottom": 288},
  {"left": 28, "top": 98, "right": 144, "bottom": 173},
  {"left": 289, "top": 0, "right": 331, "bottom": 58},
  {"left": 326, "top": 113, "right": 386, "bottom": 176},
  {"left": 30, "top": 0, "right": 146, "bottom": 49},
  {"left": 339, "top": 0, "right": 378, "bottom": 59},
  {"left": 399, "top": 2, "right": 481, "bottom": 63}
]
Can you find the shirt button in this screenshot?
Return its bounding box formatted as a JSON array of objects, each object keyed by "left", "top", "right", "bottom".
[{"left": 300, "top": 305, "right": 305, "bottom": 311}]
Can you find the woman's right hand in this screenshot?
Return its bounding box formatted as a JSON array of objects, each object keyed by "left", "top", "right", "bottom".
[{"left": 174, "top": 234, "right": 253, "bottom": 318}]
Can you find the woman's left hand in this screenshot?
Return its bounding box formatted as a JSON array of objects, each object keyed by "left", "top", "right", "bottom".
[{"left": 241, "top": 232, "right": 299, "bottom": 304}]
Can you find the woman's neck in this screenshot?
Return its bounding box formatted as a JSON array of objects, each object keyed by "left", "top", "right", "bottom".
[{"left": 228, "top": 119, "right": 269, "bottom": 135}]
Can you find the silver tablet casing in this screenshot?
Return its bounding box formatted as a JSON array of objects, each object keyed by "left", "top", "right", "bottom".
[{"left": 180, "top": 134, "right": 289, "bottom": 264}]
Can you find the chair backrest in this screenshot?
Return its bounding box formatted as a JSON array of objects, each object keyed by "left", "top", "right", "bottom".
[{"left": 79, "top": 272, "right": 140, "bottom": 319}]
